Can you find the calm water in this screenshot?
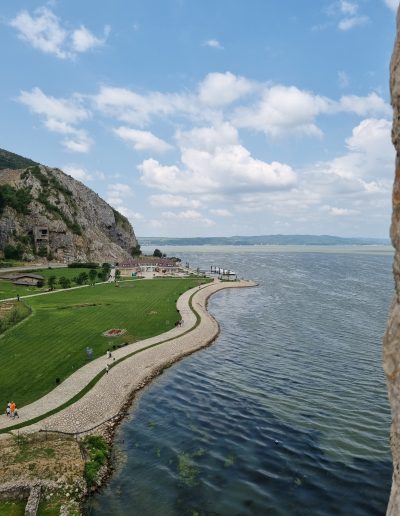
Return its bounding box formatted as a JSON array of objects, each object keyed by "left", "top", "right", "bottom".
[{"left": 87, "top": 248, "right": 394, "bottom": 515}]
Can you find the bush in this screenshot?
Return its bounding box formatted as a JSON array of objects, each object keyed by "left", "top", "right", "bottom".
[
  {"left": 0, "top": 184, "right": 32, "bottom": 215},
  {"left": 82, "top": 435, "right": 109, "bottom": 487},
  {"left": 68, "top": 262, "right": 99, "bottom": 269},
  {"left": 37, "top": 246, "right": 48, "bottom": 257},
  {"left": 58, "top": 277, "right": 71, "bottom": 289},
  {"left": 76, "top": 272, "right": 89, "bottom": 285},
  {"left": 4, "top": 244, "right": 24, "bottom": 260},
  {"left": 153, "top": 248, "right": 163, "bottom": 258}
]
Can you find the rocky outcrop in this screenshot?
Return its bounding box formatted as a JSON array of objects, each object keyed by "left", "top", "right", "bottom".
[
  {"left": 384, "top": 8, "right": 400, "bottom": 514},
  {"left": 0, "top": 164, "right": 138, "bottom": 263}
]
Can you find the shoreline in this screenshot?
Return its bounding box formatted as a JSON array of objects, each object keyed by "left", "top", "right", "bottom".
[
  {"left": 1, "top": 279, "right": 256, "bottom": 437},
  {"left": 85, "top": 278, "right": 257, "bottom": 497}
]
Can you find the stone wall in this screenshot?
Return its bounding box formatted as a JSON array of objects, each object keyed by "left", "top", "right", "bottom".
[{"left": 384, "top": 7, "right": 400, "bottom": 514}]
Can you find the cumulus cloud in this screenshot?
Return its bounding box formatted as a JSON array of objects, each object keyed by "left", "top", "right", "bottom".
[
  {"left": 210, "top": 208, "right": 232, "bottom": 217},
  {"left": 203, "top": 39, "right": 223, "bottom": 49},
  {"left": 322, "top": 205, "right": 358, "bottom": 216},
  {"left": 232, "top": 86, "right": 390, "bottom": 138},
  {"left": 162, "top": 210, "right": 215, "bottom": 227},
  {"left": 71, "top": 25, "right": 109, "bottom": 53},
  {"left": 63, "top": 165, "right": 92, "bottom": 181},
  {"left": 18, "top": 87, "right": 92, "bottom": 152},
  {"left": 113, "top": 126, "right": 172, "bottom": 153},
  {"left": 149, "top": 194, "right": 202, "bottom": 209},
  {"left": 10, "top": 6, "right": 108, "bottom": 59},
  {"left": 338, "top": 71, "right": 349, "bottom": 88},
  {"left": 198, "top": 72, "right": 255, "bottom": 107},
  {"left": 175, "top": 122, "right": 238, "bottom": 150},
  {"left": 139, "top": 144, "right": 297, "bottom": 195},
  {"left": 338, "top": 15, "right": 368, "bottom": 30},
  {"left": 232, "top": 85, "right": 332, "bottom": 137},
  {"left": 383, "top": 0, "right": 399, "bottom": 12}
]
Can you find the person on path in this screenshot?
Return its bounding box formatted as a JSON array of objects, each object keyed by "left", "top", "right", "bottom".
[
  {"left": 105, "top": 364, "right": 109, "bottom": 374},
  {"left": 10, "top": 401, "right": 16, "bottom": 418},
  {"left": 13, "top": 405, "right": 19, "bottom": 419},
  {"left": 6, "top": 402, "right": 10, "bottom": 416},
  {"left": 107, "top": 350, "right": 112, "bottom": 359}
]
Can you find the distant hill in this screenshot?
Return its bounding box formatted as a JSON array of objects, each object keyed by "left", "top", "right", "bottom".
[
  {"left": 0, "top": 148, "right": 38, "bottom": 170},
  {"left": 139, "top": 235, "right": 390, "bottom": 246}
]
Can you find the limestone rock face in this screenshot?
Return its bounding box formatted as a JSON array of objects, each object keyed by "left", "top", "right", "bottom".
[
  {"left": 385, "top": 8, "right": 400, "bottom": 514},
  {"left": 0, "top": 165, "right": 138, "bottom": 263}
]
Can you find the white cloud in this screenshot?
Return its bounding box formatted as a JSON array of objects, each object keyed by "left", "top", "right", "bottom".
[
  {"left": 338, "top": 71, "right": 349, "bottom": 88},
  {"left": 18, "top": 87, "right": 92, "bottom": 153},
  {"left": 232, "top": 86, "right": 390, "bottom": 138},
  {"left": 383, "top": 0, "right": 399, "bottom": 12},
  {"left": 139, "top": 144, "right": 297, "bottom": 195},
  {"left": 149, "top": 194, "right": 202, "bottom": 209},
  {"left": 203, "top": 39, "right": 223, "bottom": 49},
  {"left": 338, "top": 15, "right": 368, "bottom": 30},
  {"left": 10, "top": 7, "right": 109, "bottom": 59},
  {"left": 175, "top": 122, "right": 239, "bottom": 151},
  {"left": 71, "top": 25, "right": 109, "bottom": 53},
  {"left": 63, "top": 165, "right": 92, "bottom": 181},
  {"left": 107, "top": 183, "right": 134, "bottom": 197},
  {"left": 18, "top": 87, "right": 89, "bottom": 124},
  {"left": 233, "top": 85, "right": 332, "bottom": 137},
  {"left": 198, "top": 72, "right": 255, "bottom": 107},
  {"left": 210, "top": 208, "right": 232, "bottom": 217},
  {"left": 339, "top": 1, "right": 358, "bottom": 15},
  {"left": 322, "top": 205, "right": 358, "bottom": 216},
  {"left": 113, "top": 126, "right": 172, "bottom": 153},
  {"left": 345, "top": 118, "right": 393, "bottom": 161},
  {"left": 162, "top": 210, "right": 215, "bottom": 227}
]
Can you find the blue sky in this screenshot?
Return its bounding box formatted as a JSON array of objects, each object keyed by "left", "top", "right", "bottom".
[{"left": 0, "top": 0, "right": 397, "bottom": 238}]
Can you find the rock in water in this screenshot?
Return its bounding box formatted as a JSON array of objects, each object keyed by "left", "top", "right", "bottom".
[
  {"left": 384, "top": 9, "right": 400, "bottom": 514},
  {"left": 0, "top": 149, "right": 138, "bottom": 263}
]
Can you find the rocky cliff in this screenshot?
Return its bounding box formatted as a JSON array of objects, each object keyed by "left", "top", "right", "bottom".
[
  {"left": 384, "top": 9, "right": 400, "bottom": 514},
  {"left": 0, "top": 154, "right": 138, "bottom": 263}
]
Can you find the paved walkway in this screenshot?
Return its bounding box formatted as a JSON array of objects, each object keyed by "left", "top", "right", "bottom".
[{"left": 0, "top": 279, "right": 256, "bottom": 434}]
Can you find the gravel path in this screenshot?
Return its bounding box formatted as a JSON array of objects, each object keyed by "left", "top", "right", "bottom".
[{"left": 0, "top": 279, "right": 256, "bottom": 435}]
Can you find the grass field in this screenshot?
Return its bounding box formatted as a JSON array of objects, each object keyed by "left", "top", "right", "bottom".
[
  {"left": 0, "top": 278, "right": 205, "bottom": 407},
  {"left": 0, "top": 267, "right": 103, "bottom": 300}
]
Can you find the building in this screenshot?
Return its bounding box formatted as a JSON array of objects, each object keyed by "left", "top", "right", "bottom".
[
  {"left": 33, "top": 226, "right": 49, "bottom": 253},
  {"left": 118, "top": 258, "right": 182, "bottom": 276},
  {"left": 0, "top": 273, "right": 45, "bottom": 286}
]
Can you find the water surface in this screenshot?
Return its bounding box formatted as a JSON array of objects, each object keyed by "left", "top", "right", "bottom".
[{"left": 88, "top": 248, "right": 393, "bottom": 515}]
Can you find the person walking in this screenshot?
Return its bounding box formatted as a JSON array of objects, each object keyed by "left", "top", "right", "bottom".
[
  {"left": 105, "top": 364, "right": 109, "bottom": 374},
  {"left": 10, "top": 401, "right": 16, "bottom": 418}
]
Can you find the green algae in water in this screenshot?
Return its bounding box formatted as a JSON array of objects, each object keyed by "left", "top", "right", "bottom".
[
  {"left": 177, "top": 452, "right": 199, "bottom": 487},
  {"left": 223, "top": 453, "right": 236, "bottom": 467}
]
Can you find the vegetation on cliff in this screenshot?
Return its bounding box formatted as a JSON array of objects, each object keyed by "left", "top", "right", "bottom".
[{"left": 0, "top": 148, "right": 38, "bottom": 170}]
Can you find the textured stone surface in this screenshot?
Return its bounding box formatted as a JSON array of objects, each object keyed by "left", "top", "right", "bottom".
[
  {"left": 0, "top": 166, "right": 138, "bottom": 263},
  {"left": 384, "top": 9, "right": 400, "bottom": 514}
]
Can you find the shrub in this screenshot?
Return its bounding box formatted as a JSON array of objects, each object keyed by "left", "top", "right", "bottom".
[
  {"left": 68, "top": 262, "right": 99, "bottom": 269},
  {"left": 58, "top": 277, "right": 71, "bottom": 289},
  {"left": 4, "top": 244, "right": 24, "bottom": 260}
]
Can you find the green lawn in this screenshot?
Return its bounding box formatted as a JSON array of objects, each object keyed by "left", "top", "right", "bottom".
[
  {"left": 0, "top": 267, "right": 103, "bottom": 300},
  {"left": 0, "top": 278, "right": 205, "bottom": 407}
]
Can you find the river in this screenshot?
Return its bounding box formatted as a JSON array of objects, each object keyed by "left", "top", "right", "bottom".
[{"left": 87, "top": 246, "right": 393, "bottom": 515}]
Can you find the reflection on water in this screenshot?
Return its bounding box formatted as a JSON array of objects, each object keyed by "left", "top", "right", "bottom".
[{"left": 87, "top": 250, "right": 393, "bottom": 516}]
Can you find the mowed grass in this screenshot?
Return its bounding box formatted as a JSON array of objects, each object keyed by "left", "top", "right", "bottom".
[
  {"left": 0, "top": 278, "right": 205, "bottom": 407},
  {"left": 0, "top": 268, "right": 102, "bottom": 300}
]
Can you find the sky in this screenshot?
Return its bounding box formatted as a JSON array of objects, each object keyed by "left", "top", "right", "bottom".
[{"left": 0, "top": 0, "right": 398, "bottom": 238}]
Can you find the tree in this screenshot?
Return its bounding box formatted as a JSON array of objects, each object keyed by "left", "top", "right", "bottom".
[
  {"left": 37, "top": 279, "right": 45, "bottom": 288},
  {"left": 153, "top": 248, "right": 163, "bottom": 258},
  {"left": 89, "top": 269, "right": 97, "bottom": 285},
  {"left": 130, "top": 244, "right": 141, "bottom": 256},
  {"left": 48, "top": 275, "right": 57, "bottom": 290},
  {"left": 115, "top": 269, "right": 121, "bottom": 284},
  {"left": 76, "top": 272, "right": 89, "bottom": 285},
  {"left": 59, "top": 276, "right": 71, "bottom": 289},
  {"left": 4, "top": 244, "right": 24, "bottom": 260},
  {"left": 37, "top": 246, "right": 48, "bottom": 257}
]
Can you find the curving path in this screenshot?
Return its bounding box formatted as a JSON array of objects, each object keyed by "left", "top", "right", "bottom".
[{"left": 0, "top": 279, "right": 256, "bottom": 435}]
